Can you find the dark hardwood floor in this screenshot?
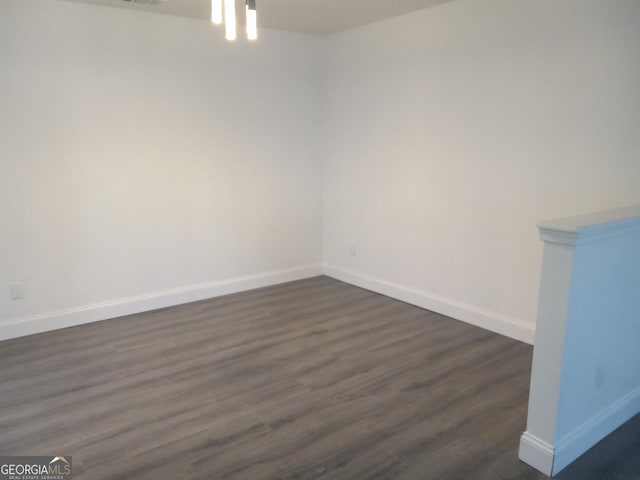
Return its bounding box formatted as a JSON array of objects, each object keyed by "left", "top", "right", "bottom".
[
  {"left": 555, "top": 412, "right": 640, "bottom": 480},
  {"left": 0, "top": 277, "right": 553, "bottom": 478}
]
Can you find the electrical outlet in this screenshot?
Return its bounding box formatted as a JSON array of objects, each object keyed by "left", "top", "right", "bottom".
[
  {"left": 595, "top": 364, "right": 605, "bottom": 389},
  {"left": 9, "top": 282, "right": 24, "bottom": 300},
  {"left": 349, "top": 245, "right": 357, "bottom": 257}
]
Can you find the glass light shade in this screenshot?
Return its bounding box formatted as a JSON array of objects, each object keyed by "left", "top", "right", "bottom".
[
  {"left": 246, "top": 5, "right": 257, "bottom": 40},
  {"left": 224, "top": 0, "right": 236, "bottom": 40},
  {"left": 211, "top": 0, "right": 222, "bottom": 24}
]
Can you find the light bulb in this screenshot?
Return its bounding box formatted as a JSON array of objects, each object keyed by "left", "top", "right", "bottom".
[
  {"left": 246, "top": 4, "right": 257, "bottom": 40},
  {"left": 224, "top": 0, "right": 236, "bottom": 41},
  {"left": 211, "top": 0, "right": 222, "bottom": 24}
]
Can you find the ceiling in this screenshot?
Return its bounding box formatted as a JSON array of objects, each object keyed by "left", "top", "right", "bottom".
[{"left": 64, "top": 0, "right": 455, "bottom": 35}]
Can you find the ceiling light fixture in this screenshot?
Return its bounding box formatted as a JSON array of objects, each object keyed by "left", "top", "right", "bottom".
[
  {"left": 246, "top": 0, "right": 257, "bottom": 41},
  {"left": 211, "top": 0, "right": 222, "bottom": 24},
  {"left": 224, "top": 0, "right": 236, "bottom": 40},
  {"left": 211, "top": 0, "right": 257, "bottom": 41}
]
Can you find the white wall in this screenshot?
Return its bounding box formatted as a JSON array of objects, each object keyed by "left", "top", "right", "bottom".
[
  {"left": 0, "top": 0, "right": 323, "bottom": 338},
  {"left": 322, "top": 0, "right": 640, "bottom": 343},
  {"left": 553, "top": 215, "right": 640, "bottom": 474},
  {"left": 3, "top": 0, "right": 640, "bottom": 344},
  {"left": 520, "top": 206, "right": 640, "bottom": 476}
]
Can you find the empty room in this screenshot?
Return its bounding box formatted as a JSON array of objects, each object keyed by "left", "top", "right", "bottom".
[{"left": 1, "top": 0, "right": 639, "bottom": 479}]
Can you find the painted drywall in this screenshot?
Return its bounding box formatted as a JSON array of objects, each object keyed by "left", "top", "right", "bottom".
[
  {"left": 322, "top": 0, "right": 640, "bottom": 342},
  {"left": 519, "top": 237, "right": 574, "bottom": 475},
  {"left": 552, "top": 223, "right": 640, "bottom": 474},
  {"left": 3, "top": 0, "right": 640, "bottom": 345},
  {"left": 0, "top": 0, "right": 322, "bottom": 336},
  {"left": 519, "top": 208, "right": 640, "bottom": 476}
]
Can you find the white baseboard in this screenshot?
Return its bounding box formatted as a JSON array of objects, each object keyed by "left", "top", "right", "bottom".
[
  {"left": 519, "top": 385, "right": 640, "bottom": 477},
  {"left": 552, "top": 384, "right": 640, "bottom": 475},
  {"left": 2, "top": 263, "right": 535, "bottom": 345},
  {"left": 323, "top": 264, "right": 535, "bottom": 344},
  {"left": 519, "top": 431, "right": 554, "bottom": 476},
  {"left": 0, "top": 264, "right": 323, "bottom": 342}
]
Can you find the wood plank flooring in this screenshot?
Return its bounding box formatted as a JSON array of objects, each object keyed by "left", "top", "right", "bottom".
[
  {"left": 554, "top": 412, "right": 640, "bottom": 480},
  {"left": 0, "top": 276, "right": 547, "bottom": 479}
]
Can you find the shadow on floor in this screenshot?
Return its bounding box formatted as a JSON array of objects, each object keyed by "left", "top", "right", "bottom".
[{"left": 555, "top": 412, "right": 640, "bottom": 480}]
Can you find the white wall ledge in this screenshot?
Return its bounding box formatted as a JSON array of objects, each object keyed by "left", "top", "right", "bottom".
[{"left": 538, "top": 205, "right": 640, "bottom": 246}]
